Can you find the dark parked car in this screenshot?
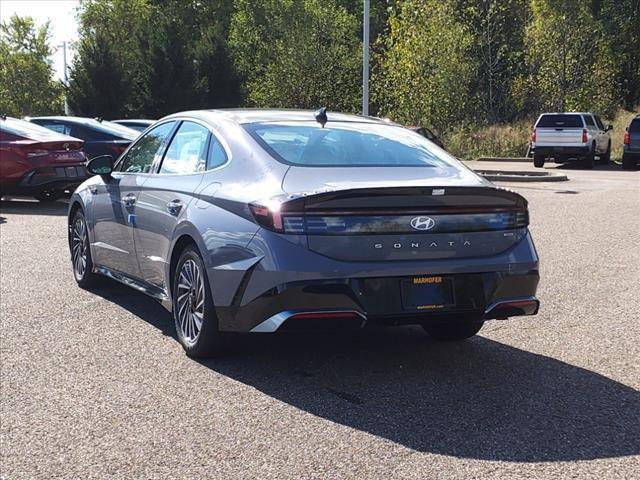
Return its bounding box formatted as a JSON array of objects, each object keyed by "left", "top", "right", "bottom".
[
  {"left": 1, "top": 116, "right": 88, "bottom": 201},
  {"left": 68, "top": 109, "right": 539, "bottom": 358},
  {"left": 112, "top": 119, "right": 155, "bottom": 132},
  {"left": 622, "top": 115, "right": 640, "bottom": 170},
  {"left": 27, "top": 116, "right": 138, "bottom": 160},
  {"left": 408, "top": 126, "right": 445, "bottom": 149}
]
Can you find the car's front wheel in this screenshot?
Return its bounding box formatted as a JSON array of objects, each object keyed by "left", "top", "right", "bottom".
[
  {"left": 421, "top": 319, "right": 484, "bottom": 340},
  {"left": 69, "top": 210, "right": 100, "bottom": 288},
  {"left": 172, "top": 245, "right": 228, "bottom": 358}
]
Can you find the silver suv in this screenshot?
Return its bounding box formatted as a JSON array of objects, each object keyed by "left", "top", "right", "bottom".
[{"left": 531, "top": 112, "right": 612, "bottom": 169}]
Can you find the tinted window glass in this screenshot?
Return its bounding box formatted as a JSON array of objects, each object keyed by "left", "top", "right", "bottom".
[
  {"left": 118, "top": 121, "right": 175, "bottom": 173},
  {"left": 246, "top": 122, "right": 457, "bottom": 167},
  {"left": 584, "top": 115, "right": 595, "bottom": 127},
  {"left": 208, "top": 136, "right": 227, "bottom": 169},
  {"left": 629, "top": 119, "right": 640, "bottom": 132},
  {"left": 38, "top": 122, "right": 69, "bottom": 135},
  {"left": 160, "top": 121, "right": 210, "bottom": 174},
  {"left": 594, "top": 115, "right": 605, "bottom": 130},
  {"left": 536, "top": 115, "right": 584, "bottom": 128}
]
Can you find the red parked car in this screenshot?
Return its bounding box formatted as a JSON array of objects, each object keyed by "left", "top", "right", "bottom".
[{"left": 0, "top": 116, "right": 88, "bottom": 201}]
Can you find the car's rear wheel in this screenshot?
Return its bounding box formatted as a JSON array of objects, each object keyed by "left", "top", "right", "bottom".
[
  {"left": 583, "top": 145, "right": 595, "bottom": 169},
  {"left": 70, "top": 210, "right": 100, "bottom": 288},
  {"left": 533, "top": 154, "right": 545, "bottom": 168},
  {"left": 421, "top": 319, "right": 484, "bottom": 340},
  {"left": 622, "top": 154, "right": 636, "bottom": 170},
  {"left": 172, "top": 245, "right": 228, "bottom": 358},
  {"left": 600, "top": 142, "right": 611, "bottom": 164}
]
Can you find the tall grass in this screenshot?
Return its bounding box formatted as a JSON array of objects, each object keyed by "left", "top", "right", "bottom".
[{"left": 444, "top": 107, "right": 639, "bottom": 161}]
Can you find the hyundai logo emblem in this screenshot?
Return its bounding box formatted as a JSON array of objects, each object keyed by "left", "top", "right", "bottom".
[{"left": 410, "top": 216, "right": 435, "bottom": 231}]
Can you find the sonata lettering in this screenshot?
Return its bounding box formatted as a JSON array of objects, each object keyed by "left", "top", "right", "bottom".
[{"left": 373, "top": 240, "right": 472, "bottom": 250}]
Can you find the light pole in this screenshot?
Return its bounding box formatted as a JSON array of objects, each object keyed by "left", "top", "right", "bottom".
[
  {"left": 57, "top": 41, "right": 70, "bottom": 115},
  {"left": 362, "top": 0, "right": 370, "bottom": 116}
]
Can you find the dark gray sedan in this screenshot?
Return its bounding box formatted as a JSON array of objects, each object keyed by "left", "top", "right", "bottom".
[{"left": 68, "top": 109, "right": 540, "bottom": 357}]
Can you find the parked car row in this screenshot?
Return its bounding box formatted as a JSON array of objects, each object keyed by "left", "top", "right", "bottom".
[{"left": 1, "top": 116, "right": 153, "bottom": 201}]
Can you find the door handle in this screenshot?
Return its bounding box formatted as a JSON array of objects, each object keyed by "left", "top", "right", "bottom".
[
  {"left": 166, "top": 199, "right": 183, "bottom": 216},
  {"left": 122, "top": 193, "right": 136, "bottom": 206}
]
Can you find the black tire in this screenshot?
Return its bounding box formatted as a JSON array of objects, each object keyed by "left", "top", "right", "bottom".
[
  {"left": 622, "top": 154, "right": 637, "bottom": 170},
  {"left": 421, "top": 319, "right": 484, "bottom": 340},
  {"left": 600, "top": 142, "right": 611, "bottom": 164},
  {"left": 582, "top": 146, "right": 595, "bottom": 169},
  {"left": 34, "top": 190, "right": 62, "bottom": 202},
  {"left": 533, "top": 154, "right": 545, "bottom": 168},
  {"left": 69, "top": 210, "right": 101, "bottom": 289},
  {"left": 172, "top": 245, "right": 229, "bottom": 358}
]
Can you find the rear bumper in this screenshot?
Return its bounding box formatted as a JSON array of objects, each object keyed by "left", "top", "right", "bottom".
[
  {"left": 211, "top": 230, "right": 540, "bottom": 332},
  {"left": 14, "top": 165, "right": 89, "bottom": 193},
  {"left": 622, "top": 149, "right": 640, "bottom": 160},
  {"left": 532, "top": 145, "right": 590, "bottom": 160}
]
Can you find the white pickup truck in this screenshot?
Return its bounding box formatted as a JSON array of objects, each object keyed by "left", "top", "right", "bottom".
[{"left": 531, "top": 112, "right": 612, "bottom": 169}]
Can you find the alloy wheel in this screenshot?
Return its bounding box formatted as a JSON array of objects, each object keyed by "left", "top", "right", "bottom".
[
  {"left": 176, "top": 259, "right": 205, "bottom": 345},
  {"left": 71, "top": 217, "right": 88, "bottom": 280}
]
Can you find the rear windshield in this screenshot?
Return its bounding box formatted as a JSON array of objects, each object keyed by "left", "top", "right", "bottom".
[
  {"left": 536, "top": 114, "right": 584, "bottom": 128},
  {"left": 0, "top": 117, "right": 71, "bottom": 141},
  {"left": 89, "top": 120, "right": 138, "bottom": 140},
  {"left": 245, "top": 121, "right": 458, "bottom": 167},
  {"left": 630, "top": 119, "right": 640, "bottom": 132}
]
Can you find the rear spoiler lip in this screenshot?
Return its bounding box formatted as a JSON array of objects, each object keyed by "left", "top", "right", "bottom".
[{"left": 278, "top": 185, "right": 528, "bottom": 211}]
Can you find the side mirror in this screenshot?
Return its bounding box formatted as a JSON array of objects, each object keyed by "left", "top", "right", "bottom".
[
  {"left": 87, "top": 155, "right": 114, "bottom": 177},
  {"left": 606, "top": 124, "right": 613, "bottom": 132}
]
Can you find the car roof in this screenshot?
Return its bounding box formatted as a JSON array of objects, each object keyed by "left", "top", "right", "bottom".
[
  {"left": 538, "top": 112, "right": 595, "bottom": 116},
  {"left": 163, "top": 109, "right": 394, "bottom": 126},
  {"left": 27, "top": 116, "right": 105, "bottom": 124},
  {"left": 109, "top": 118, "right": 155, "bottom": 124}
]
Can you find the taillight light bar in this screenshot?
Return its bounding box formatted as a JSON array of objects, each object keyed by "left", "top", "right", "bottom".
[{"left": 250, "top": 203, "right": 529, "bottom": 235}]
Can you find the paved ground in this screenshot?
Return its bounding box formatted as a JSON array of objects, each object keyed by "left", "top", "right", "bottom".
[{"left": 1, "top": 163, "right": 639, "bottom": 479}]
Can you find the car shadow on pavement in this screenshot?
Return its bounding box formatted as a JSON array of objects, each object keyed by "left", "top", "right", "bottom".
[
  {"left": 0, "top": 198, "right": 69, "bottom": 216},
  {"left": 205, "top": 328, "right": 640, "bottom": 463},
  {"left": 92, "top": 282, "right": 639, "bottom": 463}
]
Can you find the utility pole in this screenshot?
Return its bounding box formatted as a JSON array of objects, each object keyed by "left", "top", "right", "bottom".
[
  {"left": 58, "top": 41, "right": 70, "bottom": 115},
  {"left": 362, "top": 0, "right": 370, "bottom": 116}
]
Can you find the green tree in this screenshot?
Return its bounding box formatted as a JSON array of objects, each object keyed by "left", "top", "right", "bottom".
[
  {"left": 455, "top": 0, "right": 530, "bottom": 123},
  {"left": 0, "top": 15, "right": 64, "bottom": 117},
  {"left": 229, "top": 0, "right": 361, "bottom": 111},
  {"left": 516, "top": 0, "right": 619, "bottom": 116},
  {"left": 372, "top": 0, "right": 477, "bottom": 130}
]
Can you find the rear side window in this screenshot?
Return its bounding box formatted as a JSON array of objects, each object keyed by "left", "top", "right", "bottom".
[
  {"left": 159, "top": 121, "right": 210, "bottom": 174},
  {"left": 594, "top": 115, "right": 605, "bottom": 130},
  {"left": 118, "top": 121, "right": 176, "bottom": 173},
  {"left": 37, "top": 122, "right": 70, "bottom": 135},
  {"left": 536, "top": 115, "right": 584, "bottom": 128},
  {"left": 583, "top": 115, "right": 595, "bottom": 127},
  {"left": 207, "top": 136, "right": 227, "bottom": 169},
  {"left": 630, "top": 119, "right": 640, "bottom": 132}
]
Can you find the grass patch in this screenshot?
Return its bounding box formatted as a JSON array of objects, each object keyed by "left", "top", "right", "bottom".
[{"left": 444, "top": 107, "right": 639, "bottom": 161}]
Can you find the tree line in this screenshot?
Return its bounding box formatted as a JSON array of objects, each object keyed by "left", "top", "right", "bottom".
[{"left": 2, "top": 0, "right": 638, "bottom": 133}]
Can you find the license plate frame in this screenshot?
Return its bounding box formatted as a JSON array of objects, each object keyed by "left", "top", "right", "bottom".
[{"left": 401, "top": 276, "right": 455, "bottom": 311}]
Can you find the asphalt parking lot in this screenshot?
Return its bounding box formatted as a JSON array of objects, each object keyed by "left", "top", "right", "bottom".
[{"left": 1, "top": 163, "right": 639, "bottom": 479}]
